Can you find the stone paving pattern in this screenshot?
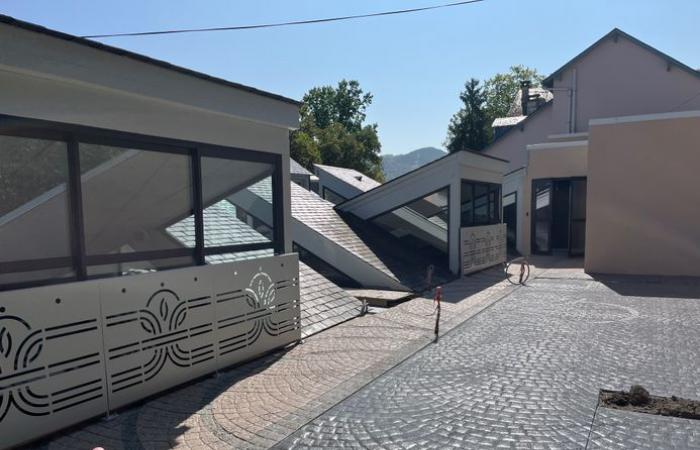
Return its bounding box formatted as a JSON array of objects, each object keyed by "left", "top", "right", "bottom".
[
  {"left": 32, "top": 263, "right": 515, "bottom": 449},
  {"left": 280, "top": 270, "right": 700, "bottom": 449}
]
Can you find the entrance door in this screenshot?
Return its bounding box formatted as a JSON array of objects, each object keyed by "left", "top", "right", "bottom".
[
  {"left": 531, "top": 178, "right": 587, "bottom": 256},
  {"left": 569, "top": 179, "right": 587, "bottom": 256},
  {"left": 532, "top": 179, "right": 553, "bottom": 254},
  {"left": 503, "top": 192, "right": 517, "bottom": 252},
  {"left": 551, "top": 180, "right": 571, "bottom": 251}
]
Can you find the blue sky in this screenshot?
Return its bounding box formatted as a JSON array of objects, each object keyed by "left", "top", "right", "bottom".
[{"left": 2, "top": 0, "right": 698, "bottom": 154}]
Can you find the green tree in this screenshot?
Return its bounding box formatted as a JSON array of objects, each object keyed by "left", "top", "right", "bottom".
[
  {"left": 483, "top": 65, "right": 544, "bottom": 122},
  {"left": 445, "top": 78, "right": 489, "bottom": 152},
  {"left": 291, "top": 80, "right": 384, "bottom": 181}
]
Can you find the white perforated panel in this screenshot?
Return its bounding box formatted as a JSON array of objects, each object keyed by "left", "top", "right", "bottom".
[
  {"left": 0, "top": 254, "right": 300, "bottom": 449},
  {"left": 461, "top": 224, "right": 507, "bottom": 275}
]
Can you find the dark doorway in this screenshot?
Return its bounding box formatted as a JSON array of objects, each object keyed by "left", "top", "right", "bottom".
[
  {"left": 531, "top": 177, "right": 587, "bottom": 256},
  {"left": 551, "top": 180, "right": 571, "bottom": 250},
  {"left": 503, "top": 191, "right": 517, "bottom": 252}
]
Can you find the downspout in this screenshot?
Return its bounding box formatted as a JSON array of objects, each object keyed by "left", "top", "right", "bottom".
[{"left": 570, "top": 69, "right": 577, "bottom": 133}]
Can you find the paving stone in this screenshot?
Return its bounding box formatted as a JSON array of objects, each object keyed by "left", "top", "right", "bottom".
[{"left": 279, "top": 270, "right": 700, "bottom": 449}]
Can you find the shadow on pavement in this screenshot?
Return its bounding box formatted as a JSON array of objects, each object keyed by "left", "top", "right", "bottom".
[{"left": 594, "top": 274, "right": 700, "bottom": 299}]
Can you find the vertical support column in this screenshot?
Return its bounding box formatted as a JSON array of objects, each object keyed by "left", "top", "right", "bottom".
[
  {"left": 67, "top": 139, "right": 87, "bottom": 280},
  {"left": 191, "top": 148, "right": 205, "bottom": 265},
  {"left": 272, "top": 154, "right": 288, "bottom": 255},
  {"left": 279, "top": 148, "right": 293, "bottom": 253},
  {"left": 448, "top": 178, "right": 461, "bottom": 275}
]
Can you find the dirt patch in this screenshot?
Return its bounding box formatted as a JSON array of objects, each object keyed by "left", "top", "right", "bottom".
[{"left": 600, "top": 386, "right": 700, "bottom": 420}]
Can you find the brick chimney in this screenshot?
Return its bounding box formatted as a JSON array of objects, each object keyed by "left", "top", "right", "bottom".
[{"left": 520, "top": 80, "right": 531, "bottom": 115}]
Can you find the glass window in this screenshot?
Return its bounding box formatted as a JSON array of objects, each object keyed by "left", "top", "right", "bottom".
[
  {"left": 474, "top": 184, "right": 489, "bottom": 225},
  {"left": 80, "top": 144, "right": 193, "bottom": 256},
  {"left": 87, "top": 256, "right": 196, "bottom": 278},
  {"left": 322, "top": 187, "right": 346, "bottom": 205},
  {"left": 461, "top": 180, "right": 501, "bottom": 227},
  {"left": 201, "top": 156, "right": 274, "bottom": 248},
  {"left": 0, "top": 135, "right": 74, "bottom": 283},
  {"left": 370, "top": 187, "right": 449, "bottom": 255},
  {"left": 460, "top": 182, "right": 473, "bottom": 226}
]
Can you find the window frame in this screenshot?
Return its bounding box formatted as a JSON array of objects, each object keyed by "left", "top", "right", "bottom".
[
  {"left": 460, "top": 180, "right": 502, "bottom": 228},
  {"left": 0, "top": 113, "right": 285, "bottom": 291}
]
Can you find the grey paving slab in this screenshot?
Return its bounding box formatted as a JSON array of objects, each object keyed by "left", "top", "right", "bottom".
[{"left": 279, "top": 275, "right": 700, "bottom": 449}]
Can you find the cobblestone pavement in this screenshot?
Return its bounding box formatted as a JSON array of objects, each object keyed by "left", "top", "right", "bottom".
[
  {"left": 279, "top": 272, "right": 700, "bottom": 449},
  {"left": 31, "top": 263, "right": 522, "bottom": 449}
]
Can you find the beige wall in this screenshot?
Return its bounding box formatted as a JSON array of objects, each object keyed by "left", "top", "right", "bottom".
[
  {"left": 485, "top": 103, "right": 556, "bottom": 171},
  {"left": 551, "top": 37, "right": 700, "bottom": 134},
  {"left": 520, "top": 143, "right": 588, "bottom": 255},
  {"left": 586, "top": 112, "right": 700, "bottom": 276},
  {"left": 485, "top": 32, "right": 700, "bottom": 174}
]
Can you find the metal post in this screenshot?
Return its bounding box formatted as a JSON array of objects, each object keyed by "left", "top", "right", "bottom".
[{"left": 433, "top": 286, "right": 442, "bottom": 343}]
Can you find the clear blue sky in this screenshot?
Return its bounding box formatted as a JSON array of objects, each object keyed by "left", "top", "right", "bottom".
[{"left": 2, "top": 0, "right": 698, "bottom": 154}]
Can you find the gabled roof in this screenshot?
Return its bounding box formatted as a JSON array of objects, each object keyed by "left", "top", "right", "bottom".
[
  {"left": 314, "top": 164, "right": 382, "bottom": 192},
  {"left": 290, "top": 159, "right": 313, "bottom": 176},
  {"left": 543, "top": 28, "right": 700, "bottom": 87},
  {"left": 0, "top": 14, "right": 301, "bottom": 106}
]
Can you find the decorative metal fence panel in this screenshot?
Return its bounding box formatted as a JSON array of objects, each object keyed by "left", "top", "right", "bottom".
[
  {"left": 461, "top": 224, "right": 507, "bottom": 275},
  {"left": 0, "top": 254, "right": 300, "bottom": 449}
]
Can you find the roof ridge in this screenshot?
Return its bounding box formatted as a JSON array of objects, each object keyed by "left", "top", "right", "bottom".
[{"left": 0, "top": 14, "right": 301, "bottom": 106}]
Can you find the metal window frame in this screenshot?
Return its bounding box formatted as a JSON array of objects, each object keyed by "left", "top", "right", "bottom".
[
  {"left": 530, "top": 176, "right": 587, "bottom": 256},
  {"left": 0, "top": 113, "right": 285, "bottom": 291},
  {"left": 460, "top": 180, "right": 502, "bottom": 228}
]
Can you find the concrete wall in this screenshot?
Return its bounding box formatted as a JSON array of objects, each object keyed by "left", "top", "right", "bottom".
[{"left": 586, "top": 111, "right": 700, "bottom": 276}]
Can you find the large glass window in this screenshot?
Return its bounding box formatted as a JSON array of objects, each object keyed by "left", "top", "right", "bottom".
[
  {"left": 0, "top": 115, "right": 284, "bottom": 290},
  {"left": 370, "top": 187, "right": 449, "bottom": 255},
  {"left": 0, "top": 135, "right": 74, "bottom": 286},
  {"left": 80, "top": 144, "right": 193, "bottom": 256},
  {"left": 461, "top": 180, "right": 501, "bottom": 227},
  {"left": 200, "top": 156, "right": 274, "bottom": 251}
]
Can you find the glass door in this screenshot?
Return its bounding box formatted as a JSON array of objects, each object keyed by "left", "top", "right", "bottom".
[
  {"left": 532, "top": 179, "right": 553, "bottom": 254},
  {"left": 569, "top": 179, "right": 587, "bottom": 256}
]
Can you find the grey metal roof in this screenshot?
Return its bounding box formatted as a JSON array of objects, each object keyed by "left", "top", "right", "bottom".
[
  {"left": 0, "top": 14, "right": 301, "bottom": 106},
  {"left": 166, "top": 200, "right": 272, "bottom": 263},
  {"left": 290, "top": 159, "right": 313, "bottom": 176},
  {"left": 167, "top": 200, "right": 361, "bottom": 337},
  {"left": 289, "top": 183, "right": 398, "bottom": 281},
  {"left": 492, "top": 116, "right": 527, "bottom": 128},
  {"left": 315, "top": 164, "right": 382, "bottom": 193},
  {"left": 299, "top": 262, "right": 362, "bottom": 338},
  {"left": 507, "top": 88, "right": 553, "bottom": 116}
]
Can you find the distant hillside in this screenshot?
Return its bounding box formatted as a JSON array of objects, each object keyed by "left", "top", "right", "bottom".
[{"left": 382, "top": 147, "right": 447, "bottom": 180}]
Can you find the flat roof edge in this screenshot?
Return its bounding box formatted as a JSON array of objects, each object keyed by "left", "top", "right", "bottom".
[
  {"left": 589, "top": 110, "right": 700, "bottom": 126},
  {"left": 0, "top": 14, "right": 301, "bottom": 107},
  {"left": 527, "top": 140, "right": 588, "bottom": 151}
]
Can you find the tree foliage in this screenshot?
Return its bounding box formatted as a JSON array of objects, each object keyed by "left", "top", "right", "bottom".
[
  {"left": 445, "top": 65, "right": 543, "bottom": 152},
  {"left": 291, "top": 80, "right": 384, "bottom": 182},
  {"left": 483, "top": 65, "right": 544, "bottom": 121},
  {"left": 445, "top": 78, "right": 489, "bottom": 152}
]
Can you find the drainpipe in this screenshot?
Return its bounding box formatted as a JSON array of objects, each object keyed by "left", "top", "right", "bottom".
[{"left": 569, "top": 69, "right": 577, "bottom": 133}]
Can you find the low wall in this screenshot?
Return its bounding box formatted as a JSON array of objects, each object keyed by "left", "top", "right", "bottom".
[
  {"left": 587, "top": 112, "right": 700, "bottom": 276},
  {"left": 0, "top": 254, "right": 300, "bottom": 448},
  {"left": 461, "top": 224, "right": 507, "bottom": 275}
]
